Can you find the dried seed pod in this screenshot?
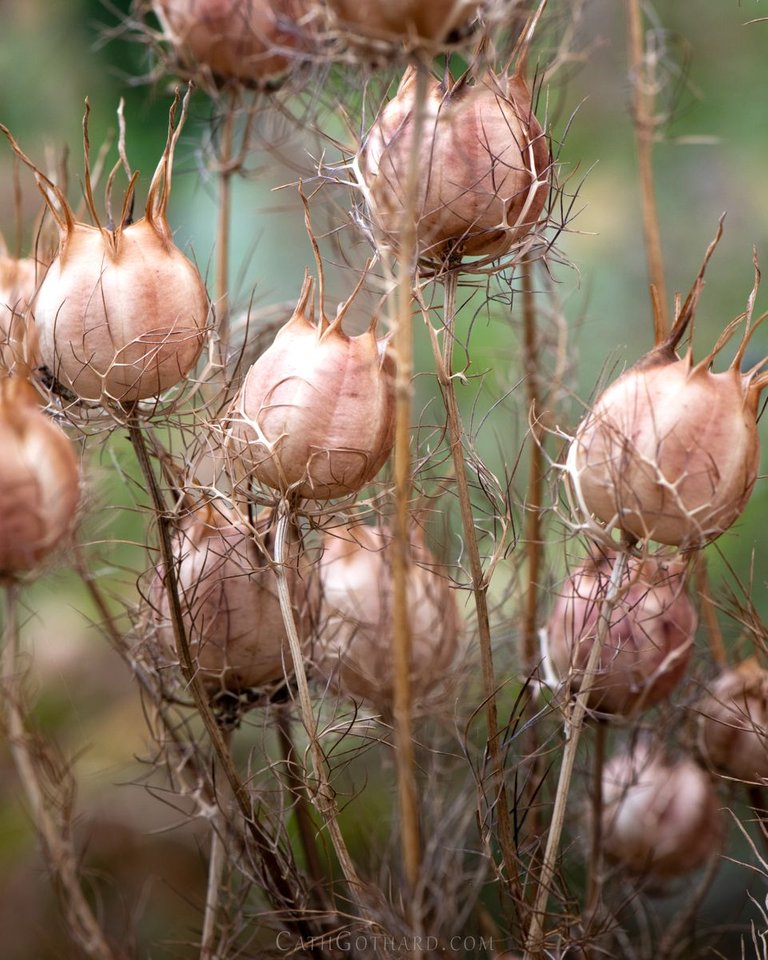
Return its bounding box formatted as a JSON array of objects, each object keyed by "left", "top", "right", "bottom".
[
  {"left": 361, "top": 66, "right": 549, "bottom": 261},
  {"left": 567, "top": 244, "right": 767, "bottom": 549},
  {"left": 698, "top": 657, "right": 768, "bottom": 782},
  {"left": 152, "top": 0, "right": 307, "bottom": 85},
  {"left": 2, "top": 94, "right": 208, "bottom": 405},
  {"left": 325, "top": 0, "right": 480, "bottom": 46},
  {"left": 152, "top": 501, "right": 305, "bottom": 694},
  {"left": 547, "top": 553, "right": 695, "bottom": 716},
  {"left": 0, "top": 253, "right": 38, "bottom": 373},
  {"left": 225, "top": 272, "right": 395, "bottom": 500},
  {"left": 0, "top": 377, "right": 81, "bottom": 576},
  {"left": 600, "top": 746, "right": 723, "bottom": 880},
  {"left": 312, "top": 523, "right": 462, "bottom": 709}
]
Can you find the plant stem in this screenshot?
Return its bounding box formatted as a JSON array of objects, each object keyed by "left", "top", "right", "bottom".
[
  {"left": 436, "top": 268, "right": 521, "bottom": 916},
  {"left": 627, "top": 0, "right": 669, "bottom": 342},
  {"left": 1, "top": 583, "right": 120, "bottom": 960},
  {"left": 200, "top": 727, "right": 232, "bottom": 960},
  {"left": 696, "top": 555, "right": 727, "bottom": 668},
  {"left": 215, "top": 90, "right": 237, "bottom": 361},
  {"left": 524, "top": 546, "right": 631, "bottom": 960},
  {"left": 585, "top": 720, "right": 606, "bottom": 925}
]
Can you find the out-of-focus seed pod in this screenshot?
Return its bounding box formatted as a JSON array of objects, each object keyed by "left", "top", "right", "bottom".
[
  {"left": 361, "top": 66, "right": 549, "bottom": 262},
  {"left": 2, "top": 93, "right": 208, "bottom": 405},
  {"left": 312, "top": 523, "right": 462, "bottom": 710},
  {"left": 599, "top": 746, "right": 722, "bottom": 880},
  {"left": 152, "top": 0, "right": 308, "bottom": 86},
  {"left": 152, "top": 501, "right": 306, "bottom": 694},
  {"left": 547, "top": 552, "right": 695, "bottom": 716},
  {"left": 225, "top": 272, "right": 395, "bottom": 500},
  {"left": 325, "top": 0, "right": 480, "bottom": 47},
  {"left": 567, "top": 244, "right": 767, "bottom": 549},
  {"left": 0, "top": 377, "right": 81, "bottom": 577},
  {"left": 0, "top": 253, "right": 38, "bottom": 373},
  {"left": 698, "top": 657, "right": 768, "bottom": 783}
]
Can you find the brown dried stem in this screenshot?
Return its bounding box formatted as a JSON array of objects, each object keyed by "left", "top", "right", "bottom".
[
  {"left": 627, "top": 0, "right": 669, "bottom": 342},
  {"left": 524, "top": 544, "right": 631, "bottom": 960},
  {"left": 1, "top": 583, "right": 121, "bottom": 960},
  {"left": 696, "top": 555, "right": 727, "bottom": 668},
  {"left": 585, "top": 720, "right": 606, "bottom": 927},
  {"left": 215, "top": 90, "right": 238, "bottom": 361},
  {"left": 200, "top": 727, "right": 232, "bottom": 960}
]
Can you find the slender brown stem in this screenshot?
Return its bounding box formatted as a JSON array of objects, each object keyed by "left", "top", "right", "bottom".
[
  {"left": 696, "top": 555, "right": 727, "bottom": 668},
  {"left": 215, "top": 92, "right": 237, "bottom": 361},
  {"left": 524, "top": 546, "right": 631, "bottom": 960},
  {"left": 436, "top": 269, "right": 521, "bottom": 919},
  {"left": 585, "top": 721, "right": 606, "bottom": 925},
  {"left": 1, "top": 584, "right": 121, "bottom": 960},
  {"left": 627, "top": 0, "right": 669, "bottom": 342},
  {"left": 200, "top": 727, "right": 232, "bottom": 960}
]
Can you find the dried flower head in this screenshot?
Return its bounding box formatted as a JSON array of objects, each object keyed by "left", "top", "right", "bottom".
[{"left": 325, "top": 0, "right": 481, "bottom": 49}]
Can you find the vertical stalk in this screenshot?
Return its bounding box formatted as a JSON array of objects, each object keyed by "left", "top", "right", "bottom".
[
  {"left": 1, "top": 584, "right": 120, "bottom": 960},
  {"left": 585, "top": 720, "right": 606, "bottom": 924},
  {"left": 696, "top": 555, "right": 727, "bottom": 668},
  {"left": 436, "top": 269, "right": 521, "bottom": 913},
  {"left": 200, "top": 728, "right": 232, "bottom": 960},
  {"left": 627, "top": 0, "right": 669, "bottom": 342},
  {"left": 215, "top": 90, "right": 237, "bottom": 361},
  {"left": 391, "top": 63, "right": 429, "bottom": 898},
  {"left": 524, "top": 546, "right": 631, "bottom": 960}
]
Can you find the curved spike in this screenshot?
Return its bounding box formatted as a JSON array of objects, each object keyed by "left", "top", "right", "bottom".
[
  {"left": 298, "top": 180, "right": 326, "bottom": 326},
  {"left": 664, "top": 216, "right": 725, "bottom": 355},
  {"left": 0, "top": 124, "right": 73, "bottom": 234},
  {"left": 81, "top": 99, "right": 102, "bottom": 230},
  {"left": 290, "top": 271, "right": 315, "bottom": 328},
  {"left": 326, "top": 262, "right": 371, "bottom": 336},
  {"left": 146, "top": 86, "right": 191, "bottom": 233},
  {"left": 512, "top": 0, "right": 550, "bottom": 79},
  {"left": 693, "top": 311, "right": 748, "bottom": 374},
  {"left": 732, "top": 249, "right": 763, "bottom": 370}
]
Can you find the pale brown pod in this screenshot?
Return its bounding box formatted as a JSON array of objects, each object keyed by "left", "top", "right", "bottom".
[
  {"left": 0, "top": 253, "right": 38, "bottom": 373},
  {"left": 152, "top": 501, "right": 306, "bottom": 694},
  {"left": 325, "top": 0, "right": 480, "bottom": 46},
  {"left": 600, "top": 746, "right": 723, "bottom": 880},
  {"left": 0, "top": 377, "right": 81, "bottom": 577},
  {"left": 312, "top": 523, "right": 462, "bottom": 710},
  {"left": 225, "top": 273, "right": 395, "bottom": 500},
  {"left": 362, "top": 67, "right": 550, "bottom": 261},
  {"left": 698, "top": 658, "right": 768, "bottom": 783},
  {"left": 152, "top": 0, "right": 308, "bottom": 85},
  {"left": 2, "top": 94, "right": 209, "bottom": 405},
  {"left": 547, "top": 553, "right": 695, "bottom": 716}
]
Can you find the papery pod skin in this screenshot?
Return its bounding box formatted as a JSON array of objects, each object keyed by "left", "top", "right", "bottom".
[
  {"left": 34, "top": 220, "right": 208, "bottom": 404},
  {"left": 152, "top": 502, "right": 306, "bottom": 693},
  {"left": 0, "top": 377, "right": 81, "bottom": 576},
  {"left": 325, "top": 0, "right": 480, "bottom": 45},
  {"left": 362, "top": 67, "right": 550, "bottom": 261},
  {"left": 0, "top": 255, "right": 38, "bottom": 373},
  {"left": 547, "top": 552, "right": 696, "bottom": 716},
  {"left": 153, "top": 0, "right": 307, "bottom": 85},
  {"left": 600, "top": 746, "right": 723, "bottom": 880},
  {"left": 226, "top": 275, "right": 395, "bottom": 500},
  {"left": 698, "top": 657, "right": 768, "bottom": 782},
  {"left": 568, "top": 358, "right": 759, "bottom": 548},
  {"left": 312, "top": 523, "right": 462, "bottom": 709}
]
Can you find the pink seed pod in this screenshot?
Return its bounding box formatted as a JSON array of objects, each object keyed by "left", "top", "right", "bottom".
[
  {"left": 697, "top": 657, "right": 768, "bottom": 783},
  {"left": 600, "top": 746, "right": 723, "bottom": 880},
  {"left": 2, "top": 94, "right": 208, "bottom": 405},
  {"left": 152, "top": 0, "right": 308, "bottom": 86},
  {"left": 0, "top": 377, "right": 81, "bottom": 576},
  {"left": 312, "top": 523, "right": 462, "bottom": 710},
  {"left": 361, "top": 66, "right": 550, "bottom": 262},
  {"left": 567, "top": 240, "right": 768, "bottom": 549},
  {"left": 547, "top": 552, "right": 696, "bottom": 716},
  {"left": 325, "top": 0, "right": 480, "bottom": 46},
  {"left": 152, "top": 501, "right": 306, "bottom": 694},
  {"left": 225, "top": 272, "right": 395, "bottom": 500}
]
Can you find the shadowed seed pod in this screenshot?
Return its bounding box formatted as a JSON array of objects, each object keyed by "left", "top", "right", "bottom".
[
  {"left": 0, "top": 377, "right": 81, "bottom": 577},
  {"left": 225, "top": 272, "right": 395, "bottom": 500},
  {"left": 600, "top": 745, "right": 723, "bottom": 881},
  {"left": 1, "top": 92, "right": 208, "bottom": 405},
  {"left": 0, "top": 252, "right": 38, "bottom": 373},
  {"left": 567, "top": 239, "right": 768, "bottom": 548},
  {"left": 697, "top": 657, "right": 768, "bottom": 782},
  {"left": 312, "top": 523, "right": 462, "bottom": 710},
  {"left": 361, "top": 65, "right": 550, "bottom": 262},
  {"left": 152, "top": 500, "right": 306, "bottom": 695},
  {"left": 547, "top": 552, "right": 696, "bottom": 716},
  {"left": 325, "top": 0, "right": 481, "bottom": 47},
  {"left": 152, "top": 0, "right": 309, "bottom": 86}
]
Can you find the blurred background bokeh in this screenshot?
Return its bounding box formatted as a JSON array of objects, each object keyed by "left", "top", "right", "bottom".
[{"left": 3, "top": 1, "right": 768, "bottom": 957}]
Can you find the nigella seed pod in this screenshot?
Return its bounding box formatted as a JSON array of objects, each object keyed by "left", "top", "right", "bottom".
[
  {"left": 567, "top": 238, "right": 767, "bottom": 548},
  {"left": 152, "top": 501, "right": 306, "bottom": 694},
  {"left": 697, "top": 658, "right": 768, "bottom": 783},
  {"left": 225, "top": 272, "right": 395, "bottom": 500},
  {"left": 2, "top": 93, "right": 208, "bottom": 405},
  {"left": 0, "top": 377, "right": 81, "bottom": 576},
  {"left": 547, "top": 553, "right": 695, "bottom": 716},
  {"left": 361, "top": 66, "right": 550, "bottom": 262},
  {"left": 599, "top": 746, "right": 722, "bottom": 880},
  {"left": 312, "top": 523, "right": 462, "bottom": 710},
  {"left": 0, "top": 252, "right": 38, "bottom": 373},
  {"left": 152, "top": 0, "right": 308, "bottom": 86},
  {"left": 325, "top": 0, "right": 480, "bottom": 46}
]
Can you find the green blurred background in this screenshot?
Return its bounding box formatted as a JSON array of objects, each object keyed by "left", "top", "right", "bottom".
[{"left": 3, "top": 1, "right": 768, "bottom": 957}]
